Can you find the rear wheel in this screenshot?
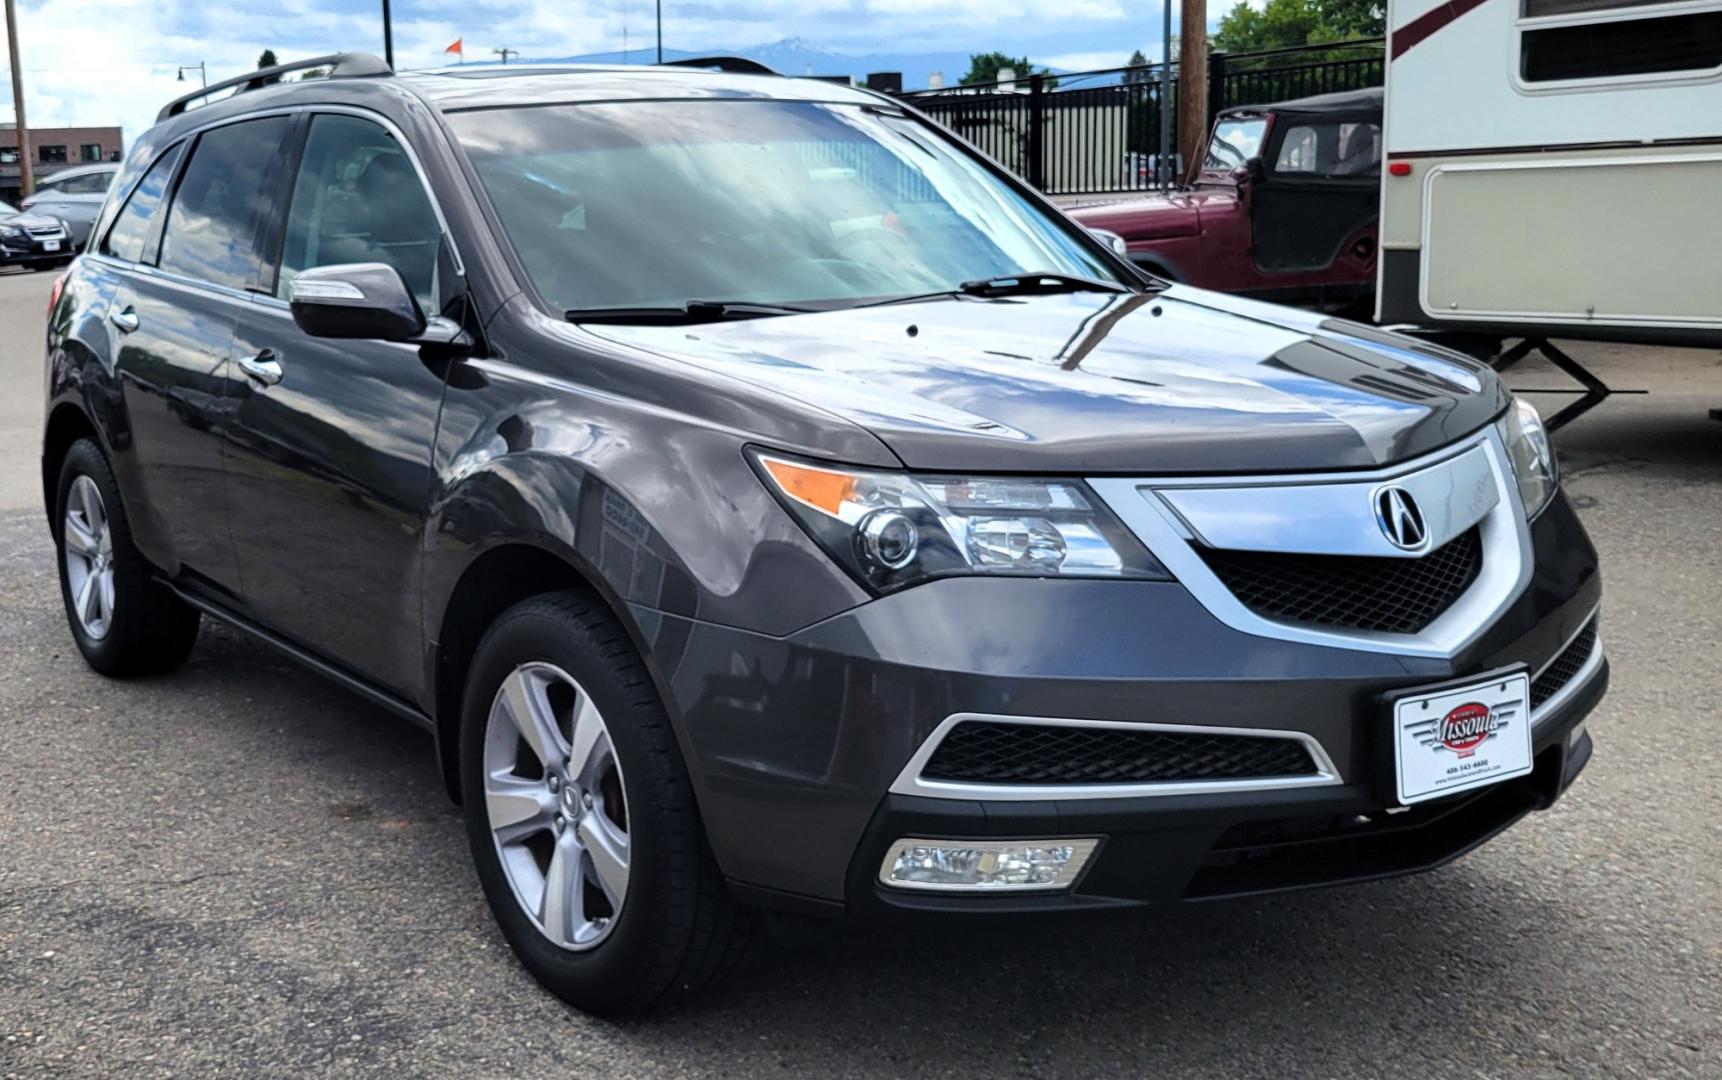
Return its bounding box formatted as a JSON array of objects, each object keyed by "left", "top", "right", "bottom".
[
  {"left": 459, "top": 592, "right": 752, "bottom": 1013},
  {"left": 54, "top": 438, "right": 200, "bottom": 676}
]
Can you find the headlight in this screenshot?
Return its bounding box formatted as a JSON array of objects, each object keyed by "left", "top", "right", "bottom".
[
  {"left": 1088, "top": 227, "right": 1130, "bottom": 258},
  {"left": 1497, "top": 397, "right": 1558, "bottom": 518},
  {"left": 0, "top": 225, "right": 23, "bottom": 240},
  {"left": 753, "top": 452, "right": 1170, "bottom": 592}
]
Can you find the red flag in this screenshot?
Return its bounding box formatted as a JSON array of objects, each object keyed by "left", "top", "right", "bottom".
[{"left": 445, "top": 38, "right": 463, "bottom": 57}]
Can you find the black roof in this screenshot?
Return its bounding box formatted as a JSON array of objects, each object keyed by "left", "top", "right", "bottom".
[{"left": 1219, "top": 85, "right": 1382, "bottom": 121}]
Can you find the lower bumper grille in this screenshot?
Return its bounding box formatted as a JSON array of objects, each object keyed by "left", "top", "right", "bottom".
[
  {"left": 920, "top": 721, "right": 1320, "bottom": 785},
  {"left": 1197, "top": 527, "right": 1483, "bottom": 635},
  {"left": 1531, "top": 617, "right": 1599, "bottom": 710}
]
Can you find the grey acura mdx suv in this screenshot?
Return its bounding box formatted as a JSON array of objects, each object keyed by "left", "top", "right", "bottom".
[{"left": 42, "top": 54, "right": 1605, "bottom": 1013}]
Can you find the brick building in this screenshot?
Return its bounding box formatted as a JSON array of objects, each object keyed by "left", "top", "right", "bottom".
[{"left": 1, "top": 124, "right": 124, "bottom": 205}]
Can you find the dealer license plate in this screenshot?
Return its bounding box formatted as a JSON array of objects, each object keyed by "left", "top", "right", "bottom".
[
  {"left": 1392, "top": 671, "right": 1532, "bottom": 804},
  {"left": 43, "top": 240, "right": 61, "bottom": 252}
]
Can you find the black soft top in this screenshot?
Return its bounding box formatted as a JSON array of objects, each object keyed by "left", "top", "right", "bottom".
[{"left": 1219, "top": 86, "right": 1382, "bottom": 122}]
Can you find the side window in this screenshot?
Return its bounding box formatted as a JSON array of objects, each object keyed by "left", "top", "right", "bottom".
[
  {"left": 1272, "top": 123, "right": 1378, "bottom": 178},
  {"left": 277, "top": 114, "right": 443, "bottom": 314},
  {"left": 158, "top": 116, "right": 293, "bottom": 290},
  {"left": 101, "top": 143, "right": 186, "bottom": 263},
  {"left": 1334, "top": 122, "right": 1380, "bottom": 176},
  {"left": 34, "top": 177, "right": 66, "bottom": 196},
  {"left": 1274, "top": 126, "right": 1320, "bottom": 174},
  {"left": 66, "top": 172, "right": 112, "bottom": 194}
]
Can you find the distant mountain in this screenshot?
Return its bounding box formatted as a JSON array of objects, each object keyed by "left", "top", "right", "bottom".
[{"left": 527, "top": 37, "right": 1051, "bottom": 91}]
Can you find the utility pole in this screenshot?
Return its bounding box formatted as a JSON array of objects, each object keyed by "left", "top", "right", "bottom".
[
  {"left": 382, "top": 0, "right": 394, "bottom": 69},
  {"left": 1158, "top": 0, "right": 1171, "bottom": 192},
  {"left": 656, "top": 0, "right": 663, "bottom": 64},
  {"left": 4, "top": 0, "right": 32, "bottom": 197},
  {"left": 493, "top": 47, "right": 519, "bottom": 65},
  {"left": 1177, "top": 0, "right": 1207, "bottom": 184}
]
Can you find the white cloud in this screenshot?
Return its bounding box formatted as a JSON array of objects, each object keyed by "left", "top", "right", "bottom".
[{"left": 1, "top": 0, "right": 1147, "bottom": 146}]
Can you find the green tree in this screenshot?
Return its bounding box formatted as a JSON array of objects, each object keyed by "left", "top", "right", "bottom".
[
  {"left": 1123, "top": 48, "right": 1153, "bottom": 84},
  {"left": 1211, "top": 0, "right": 1384, "bottom": 58},
  {"left": 960, "top": 51, "right": 1059, "bottom": 89},
  {"left": 256, "top": 49, "right": 282, "bottom": 85}
]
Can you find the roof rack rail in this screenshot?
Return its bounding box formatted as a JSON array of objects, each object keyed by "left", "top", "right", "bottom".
[
  {"left": 661, "top": 56, "right": 778, "bottom": 76},
  {"left": 157, "top": 52, "right": 393, "bottom": 122}
]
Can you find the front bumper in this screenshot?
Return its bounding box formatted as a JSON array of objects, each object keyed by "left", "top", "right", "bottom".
[
  {"left": 632, "top": 492, "right": 1603, "bottom": 911},
  {"left": 851, "top": 663, "right": 1599, "bottom": 915},
  {"left": 0, "top": 232, "right": 71, "bottom": 264}
]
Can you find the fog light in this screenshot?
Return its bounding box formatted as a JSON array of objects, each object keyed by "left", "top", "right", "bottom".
[{"left": 879, "top": 838, "right": 1099, "bottom": 892}]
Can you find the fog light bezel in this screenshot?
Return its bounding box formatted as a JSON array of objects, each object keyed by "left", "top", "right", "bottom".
[{"left": 877, "top": 837, "right": 1102, "bottom": 893}]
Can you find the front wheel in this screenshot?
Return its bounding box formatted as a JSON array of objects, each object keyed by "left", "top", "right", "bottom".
[{"left": 459, "top": 592, "right": 752, "bottom": 1013}]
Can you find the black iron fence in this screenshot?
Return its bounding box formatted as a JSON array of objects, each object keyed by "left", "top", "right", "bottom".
[{"left": 898, "top": 39, "right": 1383, "bottom": 196}]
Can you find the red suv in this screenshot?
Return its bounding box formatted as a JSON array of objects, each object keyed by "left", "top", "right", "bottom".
[{"left": 1071, "top": 87, "right": 1381, "bottom": 311}]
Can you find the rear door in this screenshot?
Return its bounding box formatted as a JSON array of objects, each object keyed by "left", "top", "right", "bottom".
[
  {"left": 99, "top": 116, "right": 294, "bottom": 595},
  {"left": 1249, "top": 116, "right": 1380, "bottom": 274},
  {"left": 222, "top": 111, "right": 452, "bottom": 696}
]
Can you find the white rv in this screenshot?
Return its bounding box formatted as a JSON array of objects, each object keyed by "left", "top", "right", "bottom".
[{"left": 1377, "top": 0, "right": 1722, "bottom": 347}]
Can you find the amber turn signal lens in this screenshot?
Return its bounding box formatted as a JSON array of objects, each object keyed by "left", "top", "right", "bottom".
[{"left": 758, "top": 456, "right": 858, "bottom": 518}]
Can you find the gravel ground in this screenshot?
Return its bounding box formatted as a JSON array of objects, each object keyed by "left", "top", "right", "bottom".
[{"left": 0, "top": 269, "right": 1718, "bottom": 1078}]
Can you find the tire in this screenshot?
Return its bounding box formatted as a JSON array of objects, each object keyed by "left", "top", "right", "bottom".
[
  {"left": 54, "top": 438, "right": 200, "bottom": 676},
  {"left": 459, "top": 592, "right": 753, "bottom": 1014}
]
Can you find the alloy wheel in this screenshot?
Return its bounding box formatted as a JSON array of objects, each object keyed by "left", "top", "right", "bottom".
[
  {"left": 483, "top": 662, "right": 631, "bottom": 951},
  {"left": 62, "top": 474, "right": 115, "bottom": 640}
]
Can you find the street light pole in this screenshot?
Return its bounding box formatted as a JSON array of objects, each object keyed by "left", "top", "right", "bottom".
[
  {"left": 4, "top": 0, "right": 33, "bottom": 198},
  {"left": 177, "top": 63, "right": 208, "bottom": 88},
  {"left": 656, "top": 0, "right": 663, "bottom": 64},
  {"left": 382, "top": 0, "right": 394, "bottom": 69}
]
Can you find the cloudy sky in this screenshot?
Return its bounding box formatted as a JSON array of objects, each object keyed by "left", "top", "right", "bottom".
[{"left": 2, "top": 0, "right": 1181, "bottom": 145}]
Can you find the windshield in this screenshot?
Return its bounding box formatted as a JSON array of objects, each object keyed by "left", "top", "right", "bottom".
[
  {"left": 447, "top": 99, "right": 1118, "bottom": 314},
  {"left": 1203, "top": 118, "right": 1268, "bottom": 172}
]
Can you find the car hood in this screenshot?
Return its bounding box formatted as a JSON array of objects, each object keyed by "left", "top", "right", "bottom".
[
  {"left": 582, "top": 285, "right": 1505, "bottom": 474},
  {"left": 0, "top": 210, "right": 64, "bottom": 230},
  {"left": 1068, "top": 189, "right": 1235, "bottom": 240}
]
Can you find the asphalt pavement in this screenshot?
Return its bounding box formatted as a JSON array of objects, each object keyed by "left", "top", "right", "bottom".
[{"left": 0, "top": 266, "right": 1718, "bottom": 1078}]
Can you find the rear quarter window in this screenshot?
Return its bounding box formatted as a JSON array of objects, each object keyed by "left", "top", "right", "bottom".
[{"left": 101, "top": 143, "right": 185, "bottom": 263}]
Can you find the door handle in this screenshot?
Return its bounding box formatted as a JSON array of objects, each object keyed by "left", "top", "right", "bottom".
[
  {"left": 109, "top": 306, "right": 139, "bottom": 334},
  {"left": 237, "top": 349, "right": 284, "bottom": 387}
]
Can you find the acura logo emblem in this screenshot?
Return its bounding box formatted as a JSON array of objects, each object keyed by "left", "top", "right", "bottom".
[{"left": 1376, "top": 487, "right": 1427, "bottom": 549}]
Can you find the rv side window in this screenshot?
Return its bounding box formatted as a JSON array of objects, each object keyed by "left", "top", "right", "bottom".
[{"left": 1521, "top": 2, "right": 1722, "bottom": 83}]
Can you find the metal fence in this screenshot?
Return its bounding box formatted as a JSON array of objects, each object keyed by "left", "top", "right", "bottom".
[{"left": 899, "top": 39, "right": 1383, "bottom": 196}]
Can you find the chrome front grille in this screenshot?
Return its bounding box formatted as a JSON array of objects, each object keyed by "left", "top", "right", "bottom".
[
  {"left": 27, "top": 226, "right": 64, "bottom": 238},
  {"left": 1088, "top": 428, "right": 1532, "bottom": 659},
  {"left": 1197, "top": 527, "right": 1484, "bottom": 635}
]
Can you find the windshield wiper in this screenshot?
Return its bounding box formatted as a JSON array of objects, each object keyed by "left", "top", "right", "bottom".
[
  {"left": 854, "top": 272, "right": 1132, "bottom": 309},
  {"left": 565, "top": 299, "right": 816, "bottom": 324},
  {"left": 959, "top": 272, "right": 1131, "bottom": 297}
]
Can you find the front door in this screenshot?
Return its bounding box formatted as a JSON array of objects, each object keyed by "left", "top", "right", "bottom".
[
  {"left": 1249, "top": 116, "right": 1380, "bottom": 275},
  {"left": 222, "top": 112, "right": 451, "bottom": 696}
]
